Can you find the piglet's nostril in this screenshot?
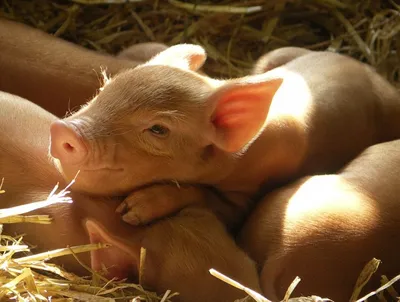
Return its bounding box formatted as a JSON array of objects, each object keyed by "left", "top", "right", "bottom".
[
  {"left": 50, "top": 120, "right": 88, "bottom": 165},
  {"left": 63, "top": 142, "right": 75, "bottom": 153}
]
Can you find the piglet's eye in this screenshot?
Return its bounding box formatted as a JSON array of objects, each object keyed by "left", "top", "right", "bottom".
[{"left": 148, "top": 124, "right": 170, "bottom": 137}]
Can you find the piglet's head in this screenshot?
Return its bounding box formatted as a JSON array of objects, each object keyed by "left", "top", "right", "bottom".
[{"left": 49, "top": 44, "right": 283, "bottom": 195}]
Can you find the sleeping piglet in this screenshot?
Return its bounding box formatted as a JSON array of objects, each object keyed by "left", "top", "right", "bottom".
[
  {"left": 238, "top": 138, "right": 400, "bottom": 301},
  {"left": 0, "top": 20, "right": 260, "bottom": 301},
  {"left": 48, "top": 44, "right": 400, "bottom": 230},
  {"left": 0, "top": 18, "right": 168, "bottom": 117},
  {"left": 0, "top": 91, "right": 260, "bottom": 302}
]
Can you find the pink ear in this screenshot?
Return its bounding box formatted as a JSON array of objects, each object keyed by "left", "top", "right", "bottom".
[
  {"left": 85, "top": 220, "right": 140, "bottom": 280},
  {"left": 210, "top": 76, "right": 283, "bottom": 153},
  {"left": 144, "top": 44, "right": 206, "bottom": 71}
]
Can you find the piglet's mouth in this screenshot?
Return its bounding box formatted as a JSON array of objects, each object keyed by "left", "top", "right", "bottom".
[
  {"left": 85, "top": 219, "right": 139, "bottom": 281},
  {"left": 82, "top": 167, "right": 125, "bottom": 173}
]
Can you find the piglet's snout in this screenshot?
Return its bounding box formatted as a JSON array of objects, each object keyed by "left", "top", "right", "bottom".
[{"left": 50, "top": 120, "right": 88, "bottom": 165}]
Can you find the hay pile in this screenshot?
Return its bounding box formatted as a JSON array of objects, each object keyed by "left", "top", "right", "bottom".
[
  {"left": 0, "top": 0, "right": 399, "bottom": 84},
  {"left": 0, "top": 0, "right": 400, "bottom": 301}
]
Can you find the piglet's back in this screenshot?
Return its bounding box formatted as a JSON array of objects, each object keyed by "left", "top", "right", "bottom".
[{"left": 0, "top": 91, "right": 61, "bottom": 198}]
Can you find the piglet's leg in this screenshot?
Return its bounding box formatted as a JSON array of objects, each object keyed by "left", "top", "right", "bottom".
[
  {"left": 252, "top": 47, "right": 311, "bottom": 74},
  {"left": 116, "top": 183, "right": 246, "bottom": 232},
  {"left": 0, "top": 19, "right": 167, "bottom": 117},
  {"left": 116, "top": 42, "right": 168, "bottom": 62},
  {"left": 0, "top": 19, "right": 138, "bottom": 117}
]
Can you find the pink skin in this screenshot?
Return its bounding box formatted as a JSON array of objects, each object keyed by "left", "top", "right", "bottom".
[
  {"left": 0, "top": 18, "right": 147, "bottom": 118},
  {"left": 0, "top": 92, "right": 260, "bottom": 301},
  {"left": 48, "top": 44, "right": 283, "bottom": 198},
  {"left": 238, "top": 139, "right": 400, "bottom": 300},
  {"left": 50, "top": 121, "right": 89, "bottom": 167},
  {"left": 45, "top": 44, "right": 400, "bottom": 301},
  {"left": 49, "top": 45, "right": 400, "bottom": 229},
  {"left": 85, "top": 219, "right": 139, "bottom": 280},
  {"left": 3, "top": 18, "right": 400, "bottom": 300},
  {"left": 0, "top": 23, "right": 261, "bottom": 299}
]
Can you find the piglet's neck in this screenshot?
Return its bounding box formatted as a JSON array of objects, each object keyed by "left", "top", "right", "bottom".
[{"left": 218, "top": 118, "right": 306, "bottom": 195}]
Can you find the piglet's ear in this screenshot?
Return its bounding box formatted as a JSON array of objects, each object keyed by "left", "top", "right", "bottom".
[
  {"left": 144, "top": 44, "right": 206, "bottom": 72},
  {"left": 208, "top": 74, "right": 283, "bottom": 153},
  {"left": 85, "top": 219, "right": 139, "bottom": 281}
]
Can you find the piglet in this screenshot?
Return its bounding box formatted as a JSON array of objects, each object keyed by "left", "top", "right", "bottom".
[
  {"left": 48, "top": 44, "right": 400, "bottom": 230},
  {"left": 0, "top": 18, "right": 167, "bottom": 117},
  {"left": 0, "top": 81, "right": 260, "bottom": 302},
  {"left": 238, "top": 138, "right": 400, "bottom": 301}
]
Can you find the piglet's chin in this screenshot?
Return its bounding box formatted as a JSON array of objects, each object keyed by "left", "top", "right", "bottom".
[
  {"left": 49, "top": 157, "right": 79, "bottom": 182},
  {"left": 83, "top": 167, "right": 124, "bottom": 172},
  {"left": 48, "top": 157, "right": 82, "bottom": 190},
  {"left": 56, "top": 166, "right": 133, "bottom": 195}
]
